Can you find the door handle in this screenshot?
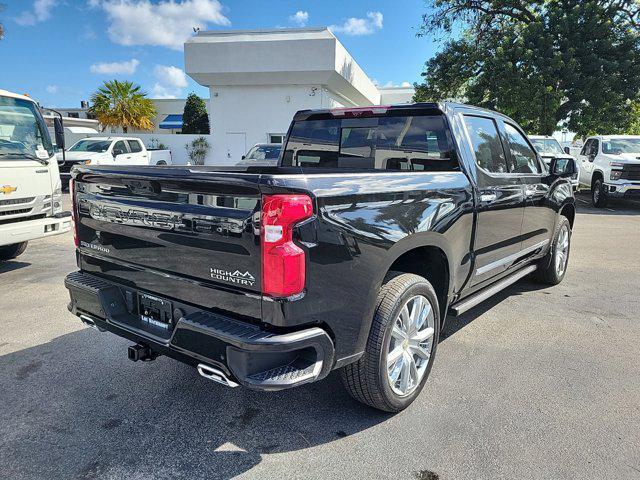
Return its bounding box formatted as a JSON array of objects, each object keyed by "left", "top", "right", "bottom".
[{"left": 480, "top": 193, "right": 497, "bottom": 202}]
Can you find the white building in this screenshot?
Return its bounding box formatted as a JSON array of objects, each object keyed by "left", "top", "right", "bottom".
[{"left": 185, "top": 27, "right": 414, "bottom": 164}]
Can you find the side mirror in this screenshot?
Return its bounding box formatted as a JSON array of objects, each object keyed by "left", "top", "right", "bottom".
[
  {"left": 549, "top": 157, "right": 576, "bottom": 177},
  {"left": 563, "top": 147, "right": 570, "bottom": 155},
  {"left": 54, "top": 117, "right": 65, "bottom": 150},
  {"left": 241, "top": 155, "right": 246, "bottom": 160}
]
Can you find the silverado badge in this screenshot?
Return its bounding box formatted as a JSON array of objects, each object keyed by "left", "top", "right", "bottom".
[{"left": 0, "top": 185, "right": 17, "bottom": 195}]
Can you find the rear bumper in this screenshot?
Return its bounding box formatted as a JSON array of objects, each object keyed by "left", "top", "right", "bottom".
[
  {"left": 0, "top": 212, "right": 72, "bottom": 247},
  {"left": 64, "top": 271, "right": 335, "bottom": 391}
]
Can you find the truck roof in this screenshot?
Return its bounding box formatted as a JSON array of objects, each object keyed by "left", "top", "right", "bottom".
[
  {"left": 0, "top": 89, "right": 36, "bottom": 103},
  {"left": 293, "top": 101, "right": 519, "bottom": 125},
  {"left": 77, "top": 137, "right": 142, "bottom": 142},
  {"left": 588, "top": 135, "right": 640, "bottom": 140},
  {"left": 528, "top": 135, "right": 556, "bottom": 140}
]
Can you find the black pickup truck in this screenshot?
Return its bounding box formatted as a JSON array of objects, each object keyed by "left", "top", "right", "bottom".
[{"left": 64, "top": 103, "right": 576, "bottom": 412}]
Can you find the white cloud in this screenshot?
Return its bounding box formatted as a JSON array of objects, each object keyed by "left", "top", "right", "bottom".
[
  {"left": 46, "top": 85, "right": 59, "bottom": 94},
  {"left": 289, "top": 10, "right": 309, "bottom": 27},
  {"left": 152, "top": 65, "right": 188, "bottom": 99},
  {"left": 89, "top": 59, "right": 140, "bottom": 75},
  {"left": 96, "top": 0, "right": 230, "bottom": 51},
  {"left": 381, "top": 81, "right": 413, "bottom": 88},
  {"left": 330, "top": 11, "right": 383, "bottom": 36},
  {"left": 14, "top": 0, "right": 58, "bottom": 26}
]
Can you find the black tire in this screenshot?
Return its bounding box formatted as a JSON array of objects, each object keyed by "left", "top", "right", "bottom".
[
  {"left": 156, "top": 161, "right": 167, "bottom": 166},
  {"left": 0, "top": 242, "right": 28, "bottom": 261},
  {"left": 533, "top": 217, "right": 571, "bottom": 285},
  {"left": 340, "top": 272, "right": 440, "bottom": 412},
  {"left": 591, "top": 177, "right": 607, "bottom": 208}
]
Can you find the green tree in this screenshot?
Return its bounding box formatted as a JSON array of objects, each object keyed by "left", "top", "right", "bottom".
[
  {"left": 629, "top": 101, "right": 640, "bottom": 135},
  {"left": 414, "top": 1, "right": 640, "bottom": 137},
  {"left": 89, "top": 80, "right": 156, "bottom": 133},
  {"left": 181, "top": 92, "right": 210, "bottom": 134}
]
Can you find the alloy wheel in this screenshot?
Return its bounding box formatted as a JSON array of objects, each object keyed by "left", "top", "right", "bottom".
[
  {"left": 385, "top": 295, "right": 435, "bottom": 397},
  {"left": 555, "top": 225, "right": 570, "bottom": 277}
]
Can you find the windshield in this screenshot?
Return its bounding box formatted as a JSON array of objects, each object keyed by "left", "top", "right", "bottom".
[
  {"left": 602, "top": 138, "right": 640, "bottom": 154},
  {"left": 245, "top": 145, "right": 281, "bottom": 160},
  {"left": 69, "top": 139, "right": 112, "bottom": 153},
  {"left": 530, "top": 138, "right": 564, "bottom": 155},
  {"left": 0, "top": 96, "right": 53, "bottom": 159}
]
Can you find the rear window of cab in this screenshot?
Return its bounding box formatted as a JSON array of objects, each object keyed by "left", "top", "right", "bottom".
[{"left": 282, "top": 114, "right": 459, "bottom": 171}]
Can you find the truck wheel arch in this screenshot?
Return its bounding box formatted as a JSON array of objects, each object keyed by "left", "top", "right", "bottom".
[
  {"left": 378, "top": 234, "right": 455, "bottom": 320},
  {"left": 560, "top": 203, "right": 575, "bottom": 228},
  {"left": 591, "top": 170, "right": 604, "bottom": 187}
]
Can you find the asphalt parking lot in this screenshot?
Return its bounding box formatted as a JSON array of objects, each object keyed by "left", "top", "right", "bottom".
[{"left": 1, "top": 193, "right": 639, "bottom": 480}]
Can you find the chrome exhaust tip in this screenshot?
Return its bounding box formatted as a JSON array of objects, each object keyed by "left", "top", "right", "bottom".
[
  {"left": 79, "top": 314, "right": 106, "bottom": 332},
  {"left": 197, "top": 363, "right": 239, "bottom": 388}
]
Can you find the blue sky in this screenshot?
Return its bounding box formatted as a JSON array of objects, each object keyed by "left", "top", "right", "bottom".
[{"left": 0, "top": 0, "right": 439, "bottom": 108}]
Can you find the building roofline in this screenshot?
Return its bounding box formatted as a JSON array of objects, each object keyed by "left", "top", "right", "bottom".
[{"left": 195, "top": 27, "right": 331, "bottom": 37}]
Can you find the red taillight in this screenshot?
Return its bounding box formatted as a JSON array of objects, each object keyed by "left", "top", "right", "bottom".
[
  {"left": 69, "top": 178, "right": 79, "bottom": 248},
  {"left": 261, "top": 194, "right": 313, "bottom": 297}
]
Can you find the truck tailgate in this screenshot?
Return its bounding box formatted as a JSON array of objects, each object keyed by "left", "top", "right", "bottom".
[{"left": 73, "top": 167, "right": 264, "bottom": 319}]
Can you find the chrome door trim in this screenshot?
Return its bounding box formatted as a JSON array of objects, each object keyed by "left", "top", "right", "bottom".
[{"left": 475, "top": 239, "right": 549, "bottom": 276}]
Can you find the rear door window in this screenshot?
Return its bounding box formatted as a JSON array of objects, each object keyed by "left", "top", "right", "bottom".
[
  {"left": 463, "top": 115, "right": 508, "bottom": 174},
  {"left": 282, "top": 115, "right": 458, "bottom": 171},
  {"left": 112, "top": 141, "right": 128, "bottom": 156},
  {"left": 127, "top": 140, "right": 143, "bottom": 153}
]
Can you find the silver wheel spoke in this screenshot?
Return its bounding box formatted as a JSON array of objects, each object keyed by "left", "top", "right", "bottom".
[
  {"left": 409, "top": 356, "right": 419, "bottom": 387},
  {"left": 391, "top": 323, "right": 405, "bottom": 341},
  {"left": 412, "top": 326, "right": 434, "bottom": 343},
  {"left": 409, "top": 296, "right": 423, "bottom": 334},
  {"left": 399, "top": 353, "right": 411, "bottom": 392},
  {"left": 389, "top": 358, "right": 402, "bottom": 384},
  {"left": 410, "top": 344, "right": 431, "bottom": 360},
  {"left": 387, "top": 346, "right": 404, "bottom": 367},
  {"left": 399, "top": 306, "right": 410, "bottom": 332}
]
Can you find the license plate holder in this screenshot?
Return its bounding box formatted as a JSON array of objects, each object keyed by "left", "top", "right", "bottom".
[{"left": 139, "top": 293, "right": 173, "bottom": 329}]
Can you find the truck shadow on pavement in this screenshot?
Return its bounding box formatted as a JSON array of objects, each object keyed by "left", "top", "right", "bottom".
[
  {"left": 442, "top": 279, "right": 548, "bottom": 340},
  {"left": 0, "top": 260, "right": 31, "bottom": 274},
  {"left": 0, "top": 329, "right": 392, "bottom": 480}
]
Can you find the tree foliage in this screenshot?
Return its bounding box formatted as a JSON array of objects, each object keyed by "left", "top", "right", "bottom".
[
  {"left": 89, "top": 80, "right": 156, "bottom": 133},
  {"left": 182, "top": 92, "right": 210, "bottom": 134},
  {"left": 414, "top": 0, "right": 640, "bottom": 137}
]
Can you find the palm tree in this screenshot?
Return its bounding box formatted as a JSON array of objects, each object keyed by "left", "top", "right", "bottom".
[{"left": 90, "top": 80, "right": 156, "bottom": 133}]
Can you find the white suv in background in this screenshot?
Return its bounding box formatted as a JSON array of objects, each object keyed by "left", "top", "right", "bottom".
[{"left": 578, "top": 136, "right": 640, "bottom": 207}]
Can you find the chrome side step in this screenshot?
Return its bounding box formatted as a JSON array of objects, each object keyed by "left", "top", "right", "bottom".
[
  {"left": 197, "top": 364, "right": 239, "bottom": 388},
  {"left": 450, "top": 265, "right": 537, "bottom": 316}
]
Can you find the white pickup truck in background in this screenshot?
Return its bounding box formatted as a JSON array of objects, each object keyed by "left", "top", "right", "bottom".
[
  {"left": 0, "top": 89, "right": 71, "bottom": 261},
  {"left": 529, "top": 135, "right": 580, "bottom": 190},
  {"left": 578, "top": 135, "right": 640, "bottom": 207},
  {"left": 58, "top": 136, "right": 171, "bottom": 188}
]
